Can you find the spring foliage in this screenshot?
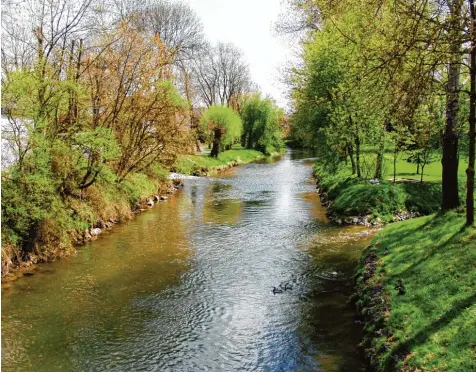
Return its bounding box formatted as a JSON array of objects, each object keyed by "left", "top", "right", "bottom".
[
  {"left": 200, "top": 105, "right": 243, "bottom": 157},
  {"left": 240, "top": 94, "right": 284, "bottom": 155}
]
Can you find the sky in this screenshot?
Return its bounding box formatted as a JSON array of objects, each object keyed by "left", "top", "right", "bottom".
[{"left": 185, "top": 0, "right": 294, "bottom": 109}]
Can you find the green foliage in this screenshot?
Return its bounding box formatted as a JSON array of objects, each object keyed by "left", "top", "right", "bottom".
[
  {"left": 240, "top": 94, "right": 285, "bottom": 155},
  {"left": 355, "top": 213, "right": 476, "bottom": 371},
  {"left": 200, "top": 105, "right": 243, "bottom": 155},
  {"left": 1, "top": 140, "right": 76, "bottom": 257}
]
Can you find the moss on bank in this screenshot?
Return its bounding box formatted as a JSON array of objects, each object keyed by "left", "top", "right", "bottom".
[
  {"left": 174, "top": 146, "right": 265, "bottom": 175},
  {"left": 354, "top": 212, "right": 476, "bottom": 371}
]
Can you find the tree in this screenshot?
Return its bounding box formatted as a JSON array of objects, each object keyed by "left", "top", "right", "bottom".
[
  {"left": 84, "top": 23, "right": 191, "bottom": 180},
  {"left": 240, "top": 94, "right": 284, "bottom": 155},
  {"left": 284, "top": 0, "right": 474, "bottom": 215},
  {"left": 192, "top": 42, "right": 252, "bottom": 107},
  {"left": 126, "top": 0, "right": 205, "bottom": 64},
  {"left": 466, "top": 0, "right": 476, "bottom": 225},
  {"left": 200, "top": 106, "right": 242, "bottom": 157}
]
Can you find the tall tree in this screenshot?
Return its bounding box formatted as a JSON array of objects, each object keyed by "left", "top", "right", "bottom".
[
  {"left": 466, "top": 0, "right": 476, "bottom": 225},
  {"left": 192, "top": 42, "right": 252, "bottom": 107}
]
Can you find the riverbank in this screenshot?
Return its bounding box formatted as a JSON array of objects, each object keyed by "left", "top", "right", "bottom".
[
  {"left": 1, "top": 149, "right": 372, "bottom": 371},
  {"left": 174, "top": 146, "right": 266, "bottom": 176},
  {"left": 313, "top": 164, "right": 442, "bottom": 226},
  {"left": 1, "top": 147, "right": 268, "bottom": 282},
  {"left": 1, "top": 174, "right": 182, "bottom": 282},
  {"left": 354, "top": 212, "right": 476, "bottom": 371}
]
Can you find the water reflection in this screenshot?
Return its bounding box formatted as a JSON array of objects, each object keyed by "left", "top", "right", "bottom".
[{"left": 2, "top": 151, "right": 372, "bottom": 372}]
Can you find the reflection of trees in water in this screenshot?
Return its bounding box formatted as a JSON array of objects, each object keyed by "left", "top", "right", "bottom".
[
  {"left": 295, "top": 234, "right": 371, "bottom": 371},
  {"left": 202, "top": 181, "right": 242, "bottom": 225},
  {"left": 1, "top": 198, "right": 192, "bottom": 371}
]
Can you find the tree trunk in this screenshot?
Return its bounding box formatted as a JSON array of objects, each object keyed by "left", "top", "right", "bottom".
[
  {"left": 247, "top": 126, "right": 253, "bottom": 149},
  {"left": 211, "top": 128, "right": 222, "bottom": 158},
  {"left": 442, "top": 0, "right": 462, "bottom": 210},
  {"left": 350, "top": 115, "right": 361, "bottom": 178},
  {"left": 466, "top": 0, "right": 476, "bottom": 225},
  {"left": 393, "top": 146, "right": 398, "bottom": 183},
  {"left": 347, "top": 144, "right": 356, "bottom": 174},
  {"left": 374, "top": 122, "right": 386, "bottom": 179},
  {"left": 416, "top": 154, "right": 420, "bottom": 174},
  {"left": 355, "top": 136, "right": 361, "bottom": 178}
]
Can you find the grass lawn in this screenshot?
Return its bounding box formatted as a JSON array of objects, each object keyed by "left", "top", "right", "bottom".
[
  {"left": 314, "top": 150, "right": 469, "bottom": 222},
  {"left": 174, "top": 145, "right": 265, "bottom": 175},
  {"left": 355, "top": 212, "right": 476, "bottom": 371},
  {"left": 356, "top": 148, "right": 467, "bottom": 183}
]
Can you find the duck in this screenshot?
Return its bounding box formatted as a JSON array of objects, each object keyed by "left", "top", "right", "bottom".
[{"left": 283, "top": 283, "right": 293, "bottom": 290}]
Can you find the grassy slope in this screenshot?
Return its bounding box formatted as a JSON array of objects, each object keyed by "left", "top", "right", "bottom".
[
  {"left": 1, "top": 166, "right": 173, "bottom": 278},
  {"left": 175, "top": 145, "right": 265, "bottom": 175},
  {"left": 355, "top": 212, "right": 476, "bottom": 371},
  {"left": 314, "top": 151, "right": 469, "bottom": 222}
]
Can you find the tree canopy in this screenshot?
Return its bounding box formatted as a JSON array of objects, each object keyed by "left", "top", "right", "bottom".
[{"left": 200, "top": 105, "right": 243, "bottom": 157}]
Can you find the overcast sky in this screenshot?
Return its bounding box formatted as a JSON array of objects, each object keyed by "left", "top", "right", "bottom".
[{"left": 185, "top": 0, "right": 294, "bottom": 108}]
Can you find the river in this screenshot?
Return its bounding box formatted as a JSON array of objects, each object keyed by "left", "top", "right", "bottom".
[{"left": 1, "top": 151, "right": 373, "bottom": 371}]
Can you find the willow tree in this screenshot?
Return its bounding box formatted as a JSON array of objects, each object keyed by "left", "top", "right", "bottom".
[
  {"left": 200, "top": 105, "right": 242, "bottom": 157},
  {"left": 240, "top": 94, "right": 284, "bottom": 155}
]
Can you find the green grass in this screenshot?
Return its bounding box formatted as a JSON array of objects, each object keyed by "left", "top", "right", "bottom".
[
  {"left": 314, "top": 164, "right": 443, "bottom": 223},
  {"left": 313, "top": 149, "right": 470, "bottom": 222},
  {"left": 174, "top": 145, "right": 265, "bottom": 175},
  {"left": 355, "top": 212, "right": 476, "bottom": 371},
  {"left": 354, "top": 148, "right": 467, "bottom": 183}
]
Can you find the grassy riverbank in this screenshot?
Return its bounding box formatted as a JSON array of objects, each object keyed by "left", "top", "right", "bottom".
[
  {"left": 174, "top": 146, "right": 265, "bottom": 175},
  {"left": 354, "top": 212, "right": 476, "bottom": 371},
  {"left": 312, "top": 149, "right": 470, "bottom": 224},
  {"left": 2, "top": 147, "right": 267, "bottom": 279},
  {"left": 1, "top": 165, "right": 177, "bottom": 279},
  {"left": 313, "top": 164, "right": 443, "bottom": 224}
]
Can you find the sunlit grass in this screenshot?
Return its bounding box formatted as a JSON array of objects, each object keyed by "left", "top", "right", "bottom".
[
  {"left": 175, "top": 145, "right": 264, "bottom": 175},
  {"left": 356, "top": 212, "right": 476, "bottom": 371},
  {"left": 347, "top": 148, "right": 467, "bottom": 183}
]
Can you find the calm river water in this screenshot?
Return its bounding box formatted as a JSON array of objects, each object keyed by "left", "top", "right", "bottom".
[{"left": 2, "top": 151, "right": 373, "bottom": 371}]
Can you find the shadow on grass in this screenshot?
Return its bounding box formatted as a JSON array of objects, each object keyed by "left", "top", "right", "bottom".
[
  {"left": 368, "top": 212, "right": 476, "bottom": 370},
  {"left": 385, "top": 292, "right": 476, "bottom": 370}
]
